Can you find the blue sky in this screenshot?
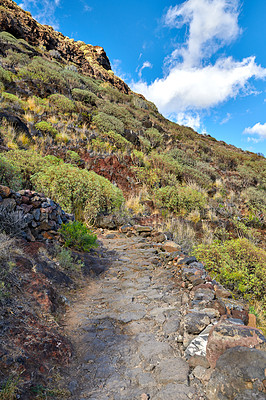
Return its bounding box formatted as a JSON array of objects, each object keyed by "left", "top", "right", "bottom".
[{"left": 18, "top": 0, "right": 266, "bottom": 155}]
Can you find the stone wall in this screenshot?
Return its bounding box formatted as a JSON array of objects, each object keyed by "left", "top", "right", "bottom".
[{"left": 0, "top": 185, "right": 73, "bottom": 241}]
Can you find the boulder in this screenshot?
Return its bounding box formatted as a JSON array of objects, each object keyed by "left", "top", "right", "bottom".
[
  {"left": 206, "top": 347, "right": 266, "bottom": 400},
  {"left": 206, "top": 320, "right": 266, "bottom": 368}
]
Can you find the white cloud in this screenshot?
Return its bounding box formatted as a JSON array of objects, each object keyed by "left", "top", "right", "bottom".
[
  {"left": 172, "top": 112, "right": 201, "bottom": 130},
  {"left": 220, "top": 112, "right": 232, "bottom": 124},
  {"left": 138, "top": 61, "right": 153, "bottom": 78},
  {"left": 165, "top": 0, "right": 240, "bottom": 67},
  {"left": 19, "top": 0, "right": 60, "bottom": 28},
  {"left": 132, "top": 0, "right": 266, "bottom": 131},
  {"left": 244, "top": 123, "right": 266, "bottom": 140},
  {"left": 133, "top": 56, "right": 266, "bottom": 114}
]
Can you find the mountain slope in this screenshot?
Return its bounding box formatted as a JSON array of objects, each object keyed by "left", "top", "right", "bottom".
[{"left": 0, "top": 0, "right": 265, "bottom": 323}]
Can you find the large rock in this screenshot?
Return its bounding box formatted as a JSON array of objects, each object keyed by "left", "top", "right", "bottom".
[
  {"left": 206, "top": 320, "right": 266, "bottom": 368},
  {"left": 206, "top": 347, "right": 266, "bottom": 400}
]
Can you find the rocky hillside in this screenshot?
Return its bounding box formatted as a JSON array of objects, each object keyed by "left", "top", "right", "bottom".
[{"left": 0, "top": 1, "right": 265, "bottom": 398}]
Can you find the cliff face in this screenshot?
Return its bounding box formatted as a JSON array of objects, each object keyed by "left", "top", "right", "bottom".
[{"left": 0, "top": 0, "right": 129, "bottom": 93}]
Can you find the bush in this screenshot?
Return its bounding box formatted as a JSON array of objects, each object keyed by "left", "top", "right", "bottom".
[
  {"left": 155, "top": 185, "right": 206, "bottom": 214},
  {"left": 4, "top": 150, "right": 62, "bottom": 187},
  {"left": 59, "top": 221, "right": 97, "bottom": 251},
  {"left": 19, "top": 57, "right": 64, "bottom": 86},
  {"left": 144, "top": 128, "right": 163, "bottom": 148},
  {"left": 101, "top": 102, "right": 135, "bottom": 128},
  {"left": 93, "top": 112, "right": 124, "bottom": 135},
  {"left": 72, "top": 88, "right": 98, "bottom": 106},
  {"left": 242, "top": 187, "right": 266, "bottom": 213},
  {"left": 0, "top": 31, "right": 18, "bottom": 44},
  {"left": 48, "top": 94, "right": 76, "bottom": 113},
  {"left": 31, "top": 163, "right": 124, "bottom": 222},
  {"left": 35, "top": 121, "right": 58, "bottom": 137},
  {"left": 102, "top": 130, "right": 132, "bottom": 150},
  {"left": 1, "top": 92, "right": 25, "bottom": 109},
  {"left": 193, "top": 238, "right": 266, "bottom": 308},
  {"left": 0, "top": 66, "right": 13, "bottom": 85},
  {"left": 0, "top": 155, "right": 22, "bottom": 190},
  {"left": 0, "top": 207, "right": 25, "bottom": 237}
]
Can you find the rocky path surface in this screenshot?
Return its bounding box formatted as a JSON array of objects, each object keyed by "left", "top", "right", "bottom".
[{"left": 63, "top": 231, "right": 204, "bottom": 400}]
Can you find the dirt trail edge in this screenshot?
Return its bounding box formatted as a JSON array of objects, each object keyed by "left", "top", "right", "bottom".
[{"left": 63, "top": 230, "right": 206, "bottom": 400}]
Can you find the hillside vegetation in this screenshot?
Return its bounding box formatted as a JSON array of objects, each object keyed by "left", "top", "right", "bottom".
[{"left": 0, "top": 1, "right": 265, "bottom": 325}]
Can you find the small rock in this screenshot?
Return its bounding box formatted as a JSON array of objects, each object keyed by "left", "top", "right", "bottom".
[
  {"left": 178, "top": 256, "right": 197, "bottom": 265},
  {"left": 0, "top": 185, "right": 11, "bottom": 198},
  {"left": 193, "top": 288, "right": 215, "bottom": 302},
  {"left": 105, "top": 233, "right": 116, "bottom": 239},
  {"left": 134, "top": 225, "right": 153, "bottom": 233},
  {"left": 141, "top": 394, "right": 150, "bottom": 400},
  {"left": 162, "top": 241, "right": 180, "bottom": 253},
  {"left": 188, "top": 355, "right": 210, "bottom": 369},
  {"left": 193, "top": 365, "right": 208, "bottom": 382},
  {"left": 184, "top": 313, "right": 211, "bottom": 334},
  {"left": 248, "top": 313, "right": 257, "bottom": 328}
]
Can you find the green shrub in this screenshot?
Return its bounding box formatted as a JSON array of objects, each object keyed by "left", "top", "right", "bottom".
[
  {"left": 155, "top": 185, "right": 206, "bottom": 214},
  {"left": 59, "top": 221, "right": 97, "bottom": 252},
  {"left": 65, "top": 150, "right": 82, "bottom": 165},
  {"left": 1, "top": 92, "right": 25, "bottom": 109},
  {"left": 242, "top": 187, "right": 266, "bottom": 213},
  {"left": 0, "top": 155, "right": 22, "bottom": 190},
  {"left": 0, "top": 66, "right": 13, "bottom": 85},
  {"left": 35, "top": 121, "right": 58, "bottom": 137},
  {"left": 102, "top": 130, "right": 132, "bottom": 150},
  {"left": 3, "top": 50, "right": 30, "bottom": 68},
  {"left": 4, "top": 150, "right": 62, "bottom": 187},
  {"left": 31, "top": 163, "right": 124, "bottom": 222},
  {"left": 80, "top": 75, "right": 102, "bottom": 94},
  {"left": 72, "top": 88, "right": 98, "bottom": 106},
  {"left": 48, "top": 94, "right": 76, "bottom": 113},
  {"left": 144, "top": 128, "right": 163, "bottom": 148},
  {"left": 19, "top": 57, "right": 65, "bottom": 90},
  {"left": 101, "top": 102, "right": 135, "bottom": 128},
  {"left": 0, "top": 31, "right": 18, "bottom": 44},
  {"left": 93, "top": 112, "right": 124, "bottom": 135},
  {"left": 193, "top": 238, "right": 266, "bottom": 308}
]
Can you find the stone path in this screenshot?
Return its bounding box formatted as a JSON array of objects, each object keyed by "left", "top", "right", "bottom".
[{"left": 64, "top": 231, "right": 205, "bottom": 400}]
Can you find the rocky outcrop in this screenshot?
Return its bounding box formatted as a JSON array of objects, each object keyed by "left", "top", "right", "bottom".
[
  {"left": 0, "top": 0, "right": 129, "bottom": 93},
  {"left": 0, "top": 185, "right": 73, "bottom": 241}
]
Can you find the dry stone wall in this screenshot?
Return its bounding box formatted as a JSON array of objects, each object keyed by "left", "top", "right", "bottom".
[{"left": 0, "top": 185, "right": 73, "bottom": 241}]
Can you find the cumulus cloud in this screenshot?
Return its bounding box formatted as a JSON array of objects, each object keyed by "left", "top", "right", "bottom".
[
  {"left": 244, "top": 123, "right": 266, "bottom": 141},
  {"left": 19, "top": 0, "right": 61, "bottom": 28},
  {"left": 133, "top": 56, "right": 266, "bottom": 114},
  {"left": 132, "top": 0, "right": 266, "bottom": 129},
  {"left": 164, "top": 0, "right": 240, "bottom": 67}
]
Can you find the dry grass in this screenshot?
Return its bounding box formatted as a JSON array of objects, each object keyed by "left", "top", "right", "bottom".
[
  {"left": 163, "top": 217, "right": 197, "bottom": 253},
  {"left": 0, "top": 233, "right": 16, "bottom": 263}
]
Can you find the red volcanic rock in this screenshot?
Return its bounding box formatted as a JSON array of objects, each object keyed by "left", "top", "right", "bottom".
[{"left": 206, "top": 320, "right": 266, "bottom": 368}]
